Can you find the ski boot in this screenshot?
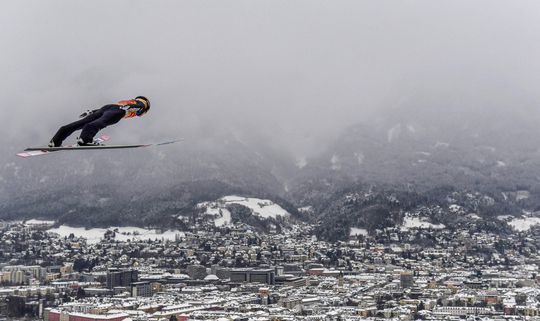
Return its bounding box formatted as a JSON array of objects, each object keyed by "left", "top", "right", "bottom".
[
  {"left": 48, "top": 140, "right": 60, "bottom": 148},
  {"left": 77, "top": 137, "right": 104, "bottom": 146}
]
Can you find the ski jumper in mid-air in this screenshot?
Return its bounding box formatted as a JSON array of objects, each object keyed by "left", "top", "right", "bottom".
[{"left": 49, "top": 96, "right": 150, "bottom": 147}]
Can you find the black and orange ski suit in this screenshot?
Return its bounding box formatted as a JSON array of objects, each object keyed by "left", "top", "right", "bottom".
[{"left": 51, "top": 99, "right": 146, "bottom": 146}]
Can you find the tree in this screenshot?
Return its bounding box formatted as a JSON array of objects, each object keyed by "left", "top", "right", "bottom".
[{"left": 76, "top": 287, "right": 86, "bottom": 299}]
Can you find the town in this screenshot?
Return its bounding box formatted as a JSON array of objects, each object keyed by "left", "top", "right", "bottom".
[{"left": 1, "top": 217, "right": 539, "bottom": 321}]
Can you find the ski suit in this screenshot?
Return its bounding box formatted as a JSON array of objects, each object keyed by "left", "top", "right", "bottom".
[{"left": 51, "top": 99, "right": 147, "bottom": 146}]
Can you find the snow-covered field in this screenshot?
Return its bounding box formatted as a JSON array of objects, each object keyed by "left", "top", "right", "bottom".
[
  {"left": 198, "top": 195, "right": 290, "bottom": 227},
  {"left": 448, "top": 204, "right": 463, "bottom": 213},
  {"left": 508, "top": 217, "right": 540, "bottom": 231},
  {"left": 350, "top": 227, "right": 368, "bottom": 236},
  {"left": 48, "top": 226, "right": 184, "bottom": 244},
  {"left": 467, "top": 213, "right": 481, "bottom": 220},
  {"left": 401, "top": 216, "right": 445, "bottom": 230},
  {"left": 197, "top": 202, "right": 232, "bottom": 227},
  {"left": 298, "top": 206, "right": 313, "bottom": 213},
  {"left": 221, "top": 195, "right": 289, "bottom": 218},
  {"left": 25, "top": 219, "right": 55, "bottom": 226}
]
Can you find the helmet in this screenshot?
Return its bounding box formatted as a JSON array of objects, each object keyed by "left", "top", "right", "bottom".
[{"left": 135, "top": 96, "right": 150, "bottom": 112}]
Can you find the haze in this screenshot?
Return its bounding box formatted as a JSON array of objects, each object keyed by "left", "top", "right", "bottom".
[{"left": 2, "top": 0, "right": 540, "bottom": 157}]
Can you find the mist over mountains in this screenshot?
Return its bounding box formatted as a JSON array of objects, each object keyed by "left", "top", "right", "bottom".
[{"left": 3, "top": 104, "right": 540, "bottom": 237}]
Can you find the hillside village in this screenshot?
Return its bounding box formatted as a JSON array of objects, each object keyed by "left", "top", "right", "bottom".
[{"left": 1, "top": 203, "right": 540, "bottom": 321}]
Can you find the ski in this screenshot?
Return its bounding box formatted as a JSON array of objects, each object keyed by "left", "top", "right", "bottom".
[
  {"left": 24, "top": 144, "right": 151, "bottom": 151},
  {"left": 17, "top": 138, "right": 182, "bottom": 157},
  {"left": 17, "top": 135, "right": 111, "bottom": 158}
]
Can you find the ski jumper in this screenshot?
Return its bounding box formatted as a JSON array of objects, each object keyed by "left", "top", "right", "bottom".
[{"left": 51, "top": 99, "right": 147, "bottom": 146}]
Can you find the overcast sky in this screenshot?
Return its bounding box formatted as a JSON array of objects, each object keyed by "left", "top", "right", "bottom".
[{"left": 2, "top": 0, "right": 540, "bottom": 155}]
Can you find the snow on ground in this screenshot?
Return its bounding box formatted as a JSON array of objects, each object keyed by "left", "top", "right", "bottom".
[
  {"left": 213, "top": 210, "right": 231, "bottom": 227},
  {"left": 467, "top": 213, "right": 481, "bottom": 220},
  {"left": 508, "top": 217, "right": 540, "bottom": 231},
  {"left": 221, "top": 196, "right": 289, "bottom": 219},
  {"left": 47, "top": 226, "right": 184, "bottom": 244},
  {"left": 401, "top": 216, "right": 445, "bottom": 231},
  {"left": 516, "top": 191, "right": 530, "bottom": 201},
  {"left": 197, "top": 201, "right": 232, "bottom": 227},
  {"left": 350, "top": 227, "right": 368, "bottom": 236},
  {"left": 198, "top": 195, "right": 290, "bottom": 227},
  {"left": 25, "top": 219, "right": 55, "bottom": 226},
  {"left": 298, "top": 206, "right": 313, "bottom": 213}
]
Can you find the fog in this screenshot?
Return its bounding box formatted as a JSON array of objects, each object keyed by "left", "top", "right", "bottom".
[{"left": 2, "top": 0, "right": 540, "bottom": 156}]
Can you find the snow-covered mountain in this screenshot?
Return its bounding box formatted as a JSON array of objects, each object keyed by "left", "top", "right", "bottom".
[{"left": 3, "top": 106, "right": 540, "bottom": 240}]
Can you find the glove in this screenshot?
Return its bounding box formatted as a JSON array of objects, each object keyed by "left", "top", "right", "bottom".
[{"left": 79, "top": 109, "right": 94, "bottom": 118}]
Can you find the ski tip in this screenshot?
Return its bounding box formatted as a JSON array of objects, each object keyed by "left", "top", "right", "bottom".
[
  {"left": 155, "top": 138, "right": 184, "bottom": 146},
  {"left": 17, "top": 151, "right": 48, "bottom": 158}
]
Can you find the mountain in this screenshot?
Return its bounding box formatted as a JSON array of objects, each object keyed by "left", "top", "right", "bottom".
[
  {"left": 0, "top": 132, "right": 296, "bottom": 227},
  {"left": 286, "top": 107, "right": 540, "bottom": 239},
  {"left": 312, "top": 183, "right": 521, "bottom": 241},
  {"left": 288, "top": 106, "right": 540, "bottom": 203},
  {"left": 3, "top": 107, "right": 540, "bottom": 239}
]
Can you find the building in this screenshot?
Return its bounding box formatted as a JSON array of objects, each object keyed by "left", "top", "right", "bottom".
[
  {"left": 275, "top": 275, "right": 306, "bottom": 287},
  {"left": 131, "top": 281, "right": 152, "bottom": 297},
  {"left": 45, "top": 309, "right": 128, "bottom": 321},
  {"left": 433, "top": 306, "right": 495, "bottom": 316},
  {"left": 106, "top": 269, "right": 138, "bottom": 289},
  {"left": 400, "top": 271, "right": 414, "bottom": 288},
  {"left": 2, "top": 265, "right": 46, "bottom": 284},
  {"left": 230, "top": 269, "right": 275, "bottom": 285},
  {"left": 187, "top": 265, "right": 207, "bottom": 280},
  {"left": 282, "top": 264, "right": 304, "bottom": 276},
  {"left": 213, "top": 267, "right": 231, "bottom": 280}
]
